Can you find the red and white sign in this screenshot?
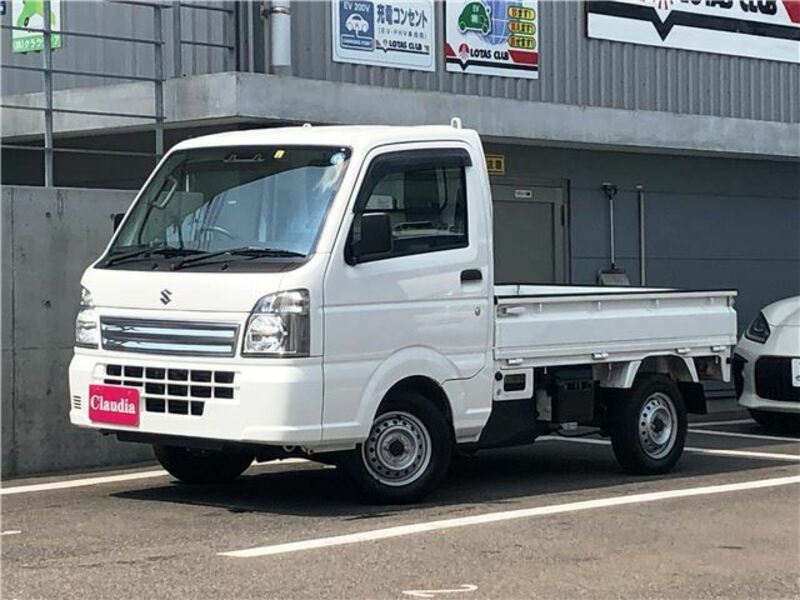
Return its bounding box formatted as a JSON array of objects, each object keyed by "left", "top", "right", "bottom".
[
  {"left": 88, "top": 385, "right": 140, "bottom": 427},
  {"left": 587, "top": 0, "right": 800, "bottom": 64},
  {"left": 445, "top": 0, "right": 540, "bottom": 79}
]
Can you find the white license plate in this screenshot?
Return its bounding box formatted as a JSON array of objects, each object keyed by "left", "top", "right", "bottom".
[{"left": 792, "top": 358, "right": 800, "bottom": 388}]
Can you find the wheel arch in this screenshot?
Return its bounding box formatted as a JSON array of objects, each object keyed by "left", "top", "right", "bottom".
[
  {"left": 353, "top": 346, "right": 460, "bottom": 440},
  {"left": 598, "top": 355, "right": 699, "bottom": 389},
  {"left": 639, "top": 355, "right": 699, "bottom": 384},
  {"left": 382, "top": 376, "right": 454, "bottom": 430}
]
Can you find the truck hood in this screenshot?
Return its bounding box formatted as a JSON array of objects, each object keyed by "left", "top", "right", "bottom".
[{"left": 81, "top": 268, "right": 286, "bottom": 313}]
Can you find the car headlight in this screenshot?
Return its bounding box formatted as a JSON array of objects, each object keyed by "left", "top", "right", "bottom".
[
  {"left": 242, "top": 289, "right": 310, "bottom": 356},
  {"left": 744, "top": 312, "right": 770, "bottom": 344},
  {"left": 75, "top": 286, "right": 99, "bottom": 348}
]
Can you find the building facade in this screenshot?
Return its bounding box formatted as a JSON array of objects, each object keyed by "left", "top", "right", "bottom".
[{"left": 2, "top": 0, "right": 799, "bottom": 324}]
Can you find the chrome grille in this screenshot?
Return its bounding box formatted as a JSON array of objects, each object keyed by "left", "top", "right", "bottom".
[{"left": 100, "top": 318, "right": 239, "bottom": 357}]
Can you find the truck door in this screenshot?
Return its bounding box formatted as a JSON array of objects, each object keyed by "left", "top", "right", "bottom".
[{"left": 321, "top": 145, "right": 492, "bottom": 441}]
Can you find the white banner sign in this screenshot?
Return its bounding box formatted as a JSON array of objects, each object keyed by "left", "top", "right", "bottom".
[
  {"left": 12, "top": 0, "right": 62, "bottom": 53},
  {"left": 445, "top": 0, "right": 539, "bottom": 78},
  {"left": 332, "top": 0, "right": 436, "bottom": 71},
  {"left": 586, "top": 0, "right": 800, "bottom": 64}
]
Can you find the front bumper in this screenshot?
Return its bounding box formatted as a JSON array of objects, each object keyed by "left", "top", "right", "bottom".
[
  {"left": 69, "top": 350, "right": 324, "bottom": 445},
  {"left": 735, "top": 347, "right": 800, "bottom": 415}
]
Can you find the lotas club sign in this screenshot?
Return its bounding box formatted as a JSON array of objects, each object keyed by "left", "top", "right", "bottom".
[{"left": 587, "top": 0, "right": 800, "bottom": 63}]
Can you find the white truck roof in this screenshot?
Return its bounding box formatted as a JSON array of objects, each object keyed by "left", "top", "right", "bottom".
[{"left": 171, "top": 125, "right": 481, "bottom": 154}]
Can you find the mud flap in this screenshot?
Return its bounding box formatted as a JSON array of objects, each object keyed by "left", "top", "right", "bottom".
[{"left": 678, "top": 381, "right": 739, "bottom": 415}]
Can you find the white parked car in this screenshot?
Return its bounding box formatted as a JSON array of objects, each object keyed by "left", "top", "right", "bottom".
[{"left": 735, "top": 296, "right": 800, "bottom": 431}]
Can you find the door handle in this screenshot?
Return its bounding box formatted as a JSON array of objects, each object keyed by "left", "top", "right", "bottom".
[{"left": 460, "top": 269, "right": 482, "bottom": 283}]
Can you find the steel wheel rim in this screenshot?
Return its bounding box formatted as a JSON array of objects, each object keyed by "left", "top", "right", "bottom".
[
  {"left": 362, "top": 411, "right": 432, "bottom": 487},
  {"left": 638, "top": 392, "right": 678, "bottom": 459}
]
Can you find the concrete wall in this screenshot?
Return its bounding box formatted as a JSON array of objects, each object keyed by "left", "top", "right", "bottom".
[
  {"left": 485, "top": 142, "right": 800, "bottom": 329},
  {"left": 1, "top": 186, "right": 151, "bottom": 478}
]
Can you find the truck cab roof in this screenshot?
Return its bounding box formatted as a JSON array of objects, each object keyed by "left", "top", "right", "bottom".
[{"left": 171, "top": 125, "right": 482, "bottom": 154}]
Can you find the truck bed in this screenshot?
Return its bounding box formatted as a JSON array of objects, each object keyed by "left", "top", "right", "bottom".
[{"left": 494, "top": 285, "right": 738, "bottom": 366}]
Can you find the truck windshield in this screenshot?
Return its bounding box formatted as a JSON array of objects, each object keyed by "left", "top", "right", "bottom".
[{"left": 106, "top": 145, "right": 351, "bottom": 265}]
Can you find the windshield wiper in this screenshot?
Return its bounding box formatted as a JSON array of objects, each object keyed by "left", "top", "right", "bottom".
[
  {"left": 171, "top": 246, "right": 305, "bottom": 270},
  {"left": 102, "top": 245, "right": 202, "bottom": 267}
]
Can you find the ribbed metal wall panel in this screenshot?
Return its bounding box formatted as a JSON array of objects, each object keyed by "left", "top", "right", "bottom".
[
  {"left": 1, "top": 1, "right": 227, "bottom": 95},
  {"left": 291, "top": 0, "right": 799, "bottom": 124},
  {"left": 3, "top": 1, "right": 797, "bottom": 124}
]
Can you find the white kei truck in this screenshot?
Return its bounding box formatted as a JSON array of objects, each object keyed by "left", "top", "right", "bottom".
[{"left": 70, "top": 124, "right": 738, "bottom": 503}]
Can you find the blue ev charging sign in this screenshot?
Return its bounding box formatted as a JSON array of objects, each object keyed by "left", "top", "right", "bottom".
[{"left": 332, "top": 0, "right": 436, "bottom": 71}]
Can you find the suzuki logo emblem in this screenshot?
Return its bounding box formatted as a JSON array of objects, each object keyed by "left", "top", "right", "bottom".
[{"left": 160, "top": 289, "right": 173, "bottom": 305}]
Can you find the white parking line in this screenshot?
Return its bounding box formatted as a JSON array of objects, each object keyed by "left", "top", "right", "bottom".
[
  {"left": 0, "top": 459, "right": 309, "bottom": 496},
  {"left": 0, "top": 469, "right": 169, "bottom": 496},
  {"left": 1, "top": 530, "right": 22, "bottom": 536},
  {"left": 689, "top": 428, "right": 800, "bottom": 444},
  {"left": 690, "top": 419, "right": 754, "bottom": 427},
  {"left": 403, "top": 584, "right": 478, "bottom": 598},
  {"left": 219, "top": 474, "right": 800, "bottom": 558},
  {"left": 541, "top": 435, "right": 800, "bottom": 462}
]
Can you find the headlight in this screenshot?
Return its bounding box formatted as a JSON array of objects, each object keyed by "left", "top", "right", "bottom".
[
  {"left": 75, "top": 286, "right": 99, "bottom": 348},
  {"left": 744, "top": 312, "right": 770, "bottom": 344},
  {"left": 242, "top": 289, "right": 310, "bottom": 357}
]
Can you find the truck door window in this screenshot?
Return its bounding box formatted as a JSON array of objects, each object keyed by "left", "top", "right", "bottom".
[{"left": 350, "top": 152, "right": 469, "bottom": 262}]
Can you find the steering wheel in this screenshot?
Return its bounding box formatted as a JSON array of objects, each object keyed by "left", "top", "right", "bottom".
[{"left": 198, "top": 225, "right": 236, "bottom": 241}]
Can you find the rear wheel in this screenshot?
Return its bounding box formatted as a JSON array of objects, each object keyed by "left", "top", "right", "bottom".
[
  {"left": 749, "top": 409, "right": 800, "bottom": 433},
  {"left": 609, "top": 375, "right": 687, "bottom": 475},
  {"left": 344, "top": 391, "right": 452, "bottom": 504},
  {"left": 153, "top": 444, "right": 253, "bottom": 484}
]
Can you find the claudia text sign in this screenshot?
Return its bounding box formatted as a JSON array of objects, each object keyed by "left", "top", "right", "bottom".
[{"left": 586, "top": 0, "right": 800, "bottom": 64}]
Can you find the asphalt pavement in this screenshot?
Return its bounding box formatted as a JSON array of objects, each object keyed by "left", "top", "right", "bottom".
[{"left": 2, "top": 412, "right": 799, "bottom": 599}]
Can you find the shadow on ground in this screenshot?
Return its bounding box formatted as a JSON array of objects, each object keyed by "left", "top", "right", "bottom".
[{"left": 113, "top": 435, "right": 797, "bottom": 519}]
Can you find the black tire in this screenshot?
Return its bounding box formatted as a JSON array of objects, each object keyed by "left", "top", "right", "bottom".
[
  {"left": 749, "top": 409, "right": 800, "bottom": 434},
  {"left": 609, "top": 374, "right": 687, "bottom": 475},
  {"left": 153, "top": 444, "right": 254, "bottom": 484},
  {"left": 344, "top": 391, "right": 452, "bottom": 504}
]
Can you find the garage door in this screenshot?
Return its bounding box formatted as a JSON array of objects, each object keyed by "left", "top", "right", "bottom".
[{"left": 491, "top": 183, "right": 566, "bottom": 284}]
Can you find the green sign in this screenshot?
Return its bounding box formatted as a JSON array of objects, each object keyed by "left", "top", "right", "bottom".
[{"left": 12, "top": 0, "right": 62, "bottom": 54}]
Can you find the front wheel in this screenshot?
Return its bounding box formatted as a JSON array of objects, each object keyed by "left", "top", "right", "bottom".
[
  {"left": 153, "top": 444, "right": 254, "bottom": 484},
  {"left": 344, "top": 391, "right": 452, "bottom": 504},
  {"left": 609, "top": 375, "right": 687, "bottom": 475}
]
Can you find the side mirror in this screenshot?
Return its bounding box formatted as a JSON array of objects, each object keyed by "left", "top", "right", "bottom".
[
  {"left": 352, "top": 212, "right": 392, "bottom": 263},
  {"left": 112, "top": 213, "right": 125, "bottom": 232}
]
